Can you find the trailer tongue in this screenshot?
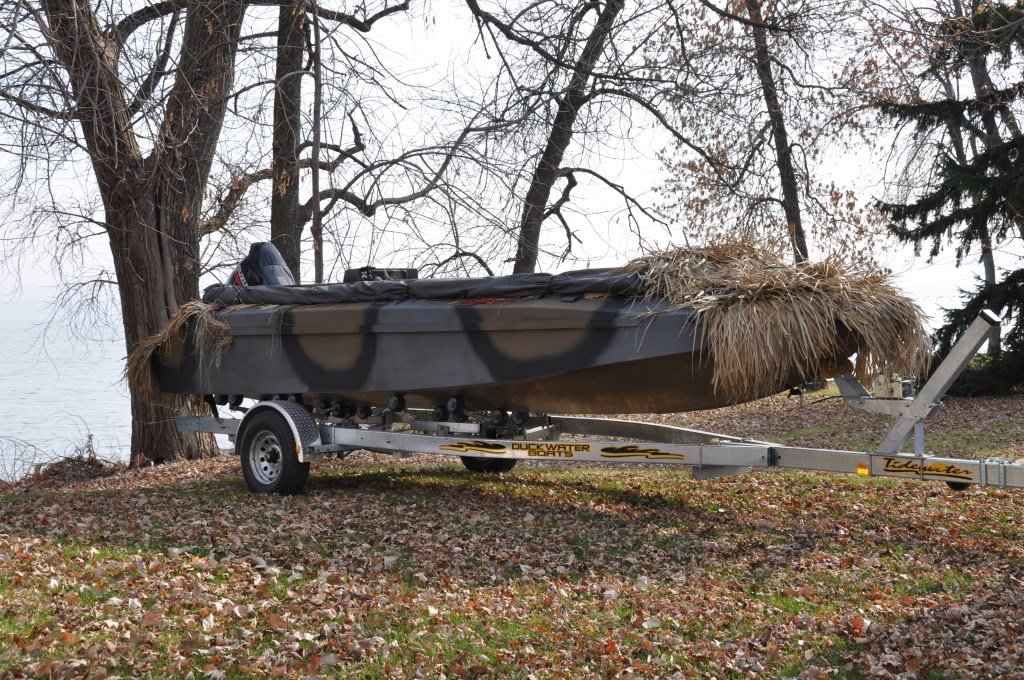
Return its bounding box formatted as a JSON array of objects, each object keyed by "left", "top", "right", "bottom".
[{"left": 177, "top": 310, "right": 1020, "bottom": 495}]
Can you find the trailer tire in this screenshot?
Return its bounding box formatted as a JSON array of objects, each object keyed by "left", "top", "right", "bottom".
[
  {"left": 945, "top": 481, "right": 971, "bottom": 492},
  {"left": 239, "top": 411, "right": 310, "bottom": 495},
  {"left": 460, "top": 456, "right": 518, "bottom": 473}
]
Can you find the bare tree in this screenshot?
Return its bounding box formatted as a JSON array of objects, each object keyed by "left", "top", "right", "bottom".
[
  {"left": 270, "top": 0, "right": 307, "bottom": 279},
  {"left": 0, "top": 0, "right": 412, "bottom": 461},
  {"left": 657, "top": 0, "right": 878, "bottom": 261},
  {"left": 464, "top": 0, "right": 726, "bottom": 273},
  {"left": 198, "top": 2, "right": 539, "bottom": 285}
]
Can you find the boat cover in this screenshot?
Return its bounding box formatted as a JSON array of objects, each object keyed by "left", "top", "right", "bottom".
[{"left": 202, "top": 269, "right": 647, "bottom": 306}]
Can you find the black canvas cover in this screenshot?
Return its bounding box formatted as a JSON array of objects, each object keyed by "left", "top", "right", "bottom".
[
  {"left": 406, "top": 278, "right": 493, "bottom": 299},
  {"left": 203, "top": 268, "right": 649, "bottom": 306},
  {"left": 550, "top": 268, "right": 645, "bottom": 296},
  {"left": 204, "top": 281, "right": 410, "bottom": 305}
]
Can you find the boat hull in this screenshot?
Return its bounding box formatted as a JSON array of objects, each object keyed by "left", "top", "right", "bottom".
[{"left": 155, "top": 296, "right": 796, "bottom": 413}]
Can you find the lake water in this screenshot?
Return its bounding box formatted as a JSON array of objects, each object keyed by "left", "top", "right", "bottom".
[
  {"left": 0, "top": 292, "right": 132, "bottom": 479},
  {"left": 0, "top": 256, "right": 978, "bottom": 479}
]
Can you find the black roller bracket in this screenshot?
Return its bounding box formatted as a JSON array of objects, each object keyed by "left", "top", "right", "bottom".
[
  {"left": 203, "top": 395, "right": 220, "bottom": 419},
  {"left": 446, "top": 396, "right": 467, "bottom": 423},
  {"left": 446, "top": 395, "right": 465, "bottom": 414},
  {"left": 387, "top": 394, "right": 407, "bottom": 413}
]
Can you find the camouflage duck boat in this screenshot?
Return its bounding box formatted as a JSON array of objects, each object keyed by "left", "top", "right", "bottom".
[
  {"left": 152, "top": 243, "right": 850, "bottom": 417},
  {"left": 151, "top": 244, "right": 1011, "bottom": 498}
]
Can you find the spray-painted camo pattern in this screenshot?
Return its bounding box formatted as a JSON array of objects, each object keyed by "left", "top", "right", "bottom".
[{"left": 156, "top": 274, "right": 812, "bottom": 414}]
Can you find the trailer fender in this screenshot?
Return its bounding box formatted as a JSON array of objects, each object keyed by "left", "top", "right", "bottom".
[{"left": 238, "top": 400, "right": 321, "bottom": 461}]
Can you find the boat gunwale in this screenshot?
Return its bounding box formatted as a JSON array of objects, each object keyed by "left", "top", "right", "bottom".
[{"left": 211, "top": 298, "right": 699, "bottom": 336}]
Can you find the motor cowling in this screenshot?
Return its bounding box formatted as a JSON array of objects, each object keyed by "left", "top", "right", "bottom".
[{"left": 226, "top": 242, "right": 296, "bottom": 286}]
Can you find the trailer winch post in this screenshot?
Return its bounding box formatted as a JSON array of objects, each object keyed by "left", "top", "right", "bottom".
[{"left": 873, "top": 310, "right": 999, "bottom": 455}]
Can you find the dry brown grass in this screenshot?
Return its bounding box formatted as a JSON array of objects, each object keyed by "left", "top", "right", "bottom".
[
  {"left": 125, "top": 301, "right": 232, "bottom": 400},
  {"left": 623, "top": 239, "right": 930, "bottom": 400}
]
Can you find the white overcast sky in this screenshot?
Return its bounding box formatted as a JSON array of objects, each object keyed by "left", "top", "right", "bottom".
[{"left": 0, "top": 0, "right": 1013, "bottom": 334}]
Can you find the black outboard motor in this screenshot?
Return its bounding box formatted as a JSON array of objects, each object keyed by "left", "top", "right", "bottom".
[{"left": 226, "top": 242, "right": 295, "bottom": 286}]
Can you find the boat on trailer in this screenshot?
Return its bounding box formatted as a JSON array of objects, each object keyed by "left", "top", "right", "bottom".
[
  {"left": 156, "top": 244, "right": 853, "bottom": 416},
  {"left": 155, "top": 244, "right": 1021, "bottom": 494}
]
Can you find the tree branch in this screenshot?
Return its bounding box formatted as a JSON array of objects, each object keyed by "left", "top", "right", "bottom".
[
  {"left": 694, "top": 0, "right": 795, "bottom": 32},
  {"left": 311, "top": 0, "right": 410, "bottom": 31},
  {"left": 299, "top": 186, "right": 371, "bottom": 221},
  {"left": 126, "top": 10, "right": 179, "bottom": 116},
  {"left": 297, "top": 111, "right": 366, "bottom": 170},
  {"left": 109, "top": 0, "right": 185, "bottom": 44},
  {"left": 541, "top": 170, "right": 582, "bottom": 263},
  {"left": 200, "top": 136, "right": 366, "bottom": 235},
  {"left": 427, "top": 250, "right": 495, "bottom": 276},
  {"left": 543, "top": 169, "right": 579, "bottom": 221},
  {"left": 109, "top": 0, "right": 278, "bottom": 44},
  {"left": 0, "top": 89, "right": 73, "bottom": 118},
  {"left": 587, "top": 87, "right": 734, "bottom": 171},
  {"left": 564, "top": 166, "right": 667, "bottom": 227},
  {"left": 110, "top": 0, "right": 407, "bottom": 45},
  {"left": 201, "top": 168, "right": 273, "bottom": 235}
]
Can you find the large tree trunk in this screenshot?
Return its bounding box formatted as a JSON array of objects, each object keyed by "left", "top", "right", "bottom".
[
  {"left": 271, "top": 0, "right": 305, "bottom": 280},
  {"left": 512, "top": 0, "right": 625, "bottom": 274},
  {"left": 41, "top": 0, "right": 246, "bottom": 463},
  {"left": 130, "top": 0, "right": 246, "bottom": 461},
  {"left": 963, "top": 22, "right": 1005, "bottom": 354},
  {"left": 744, "top": 0, "right": 808, "bottom": 262},
  {"left": 941, "top": 85, "right": 1002, "bottom": 357},
  {"left": 107, "top": 196, "right": 218, "bottom": 462}
]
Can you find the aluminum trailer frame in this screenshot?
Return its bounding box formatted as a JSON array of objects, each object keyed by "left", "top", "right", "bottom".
[{"left": 178, "top": 310, "right": 1022, "bottom": 493}]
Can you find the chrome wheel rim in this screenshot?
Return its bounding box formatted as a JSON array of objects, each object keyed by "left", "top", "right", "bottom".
[{"left": 249, "top": 431, "right": 282, "bottom": 485}]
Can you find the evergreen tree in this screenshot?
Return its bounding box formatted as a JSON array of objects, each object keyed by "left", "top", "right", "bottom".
[{"left": 875, "top": 0, "right": 1023, "bottom": 391}]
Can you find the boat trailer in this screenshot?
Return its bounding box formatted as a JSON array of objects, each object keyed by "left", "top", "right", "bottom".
[{"left": 178, "top": 311, "right": 1022, "bottom": 495}]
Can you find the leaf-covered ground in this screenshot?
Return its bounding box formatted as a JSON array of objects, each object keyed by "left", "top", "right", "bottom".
[{"left": 1, "top": 393, "right": 1022, "bottom": 679}]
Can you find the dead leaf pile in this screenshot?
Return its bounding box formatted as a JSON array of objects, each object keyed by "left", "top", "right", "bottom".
[{"left": 0, "top": 393, "right": 1021, "bottom": 678}]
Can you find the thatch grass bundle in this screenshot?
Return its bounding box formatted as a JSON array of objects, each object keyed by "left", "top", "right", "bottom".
[
  {"left": 622, "top": 239, "right": 930, "bottom": 400},
  {"left": 126, "top": 301, "right": 232, "bottom": 400}
]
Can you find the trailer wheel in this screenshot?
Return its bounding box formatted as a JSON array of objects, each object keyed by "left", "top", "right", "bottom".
[
  {"left": 946, "top": 481, "right": 971, "bottom": 491},
  {"left": 460, "top": 456, "right": 518, "bottom": 473},
  {"left": 239, "top": 411, "right": 310, "bottom": 495}
]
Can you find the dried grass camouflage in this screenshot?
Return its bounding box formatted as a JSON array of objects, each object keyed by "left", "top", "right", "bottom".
[{"left": 622, "top": 239, "right": 931, "bottom": 400}]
